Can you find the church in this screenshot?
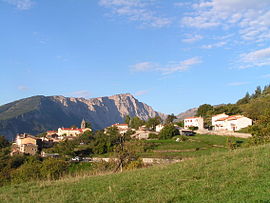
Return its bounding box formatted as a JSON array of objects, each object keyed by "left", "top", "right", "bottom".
[{"left": 47, "top": 119, "right": 92, "bottom": 138}]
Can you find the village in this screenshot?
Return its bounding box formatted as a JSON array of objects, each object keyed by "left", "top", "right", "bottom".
[{"left": 10, "top": 113, "right": 253, "bottom": 158}]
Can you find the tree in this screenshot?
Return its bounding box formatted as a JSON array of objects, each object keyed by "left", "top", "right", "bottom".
[
  {"left": 165, "top": 114, "right": 177, "bottom": 124},
  {"left": 130, "top": 117, "right": 145, "bottom": 130},
  {"left": 124, "top": 115, "right": 131, "bottom": 125},
  {"left": 146, "top": 116, "right": 162, "bottom": 131},
  {"left": 85, "top": 122, "right": 92, "bottom": 129},
  {"left": 196, "top": 104, "right": 214, "bottom": 117},
  {"left": 252, "top": 86, "right": 262, "bottom": 99},
  {"left": 158, "top": 124, "right": 179, "bottom": 140},
  {"left": 113, "top": 135, "right": 139, "bottom": 172},
  {"left": 236, "top": 92, "right": 250, "bottom": 105},
  {"left": 175, "top": 121, "right": 184, "bottom": 127},
  {"left": 40, "top": 158, "right": 70, "bottom": 180},
  {"left": 248, "top": 109, "right": 270, "bottom": 144},
  {"left": 0, "top": 136, "right": 9, "bottom": 149},
  {"left": 262, "top": 84, "right": 270, "bottom": 95},
  {"left": 106, "top": 126, "right": 119, "bottom": 136}
]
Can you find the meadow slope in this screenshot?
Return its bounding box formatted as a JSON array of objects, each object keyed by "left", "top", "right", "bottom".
[{"left": 1, "top": 144, "right": 270, "bottom": 203}]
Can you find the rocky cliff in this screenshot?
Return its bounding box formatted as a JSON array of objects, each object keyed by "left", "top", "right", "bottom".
[
  {"left": 177, "top": 107, "right": 198, "bottom": 121},
  {"left": 0, "top": 93, "right": 165, "bottom": 140}
]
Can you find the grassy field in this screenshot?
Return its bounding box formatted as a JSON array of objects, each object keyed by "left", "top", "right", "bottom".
[
  {"left": 139, "top": 134, "right": 246, "bottom": 159},
  {"left": 1, "top": 142, "right": 269, "bottom": 203}
]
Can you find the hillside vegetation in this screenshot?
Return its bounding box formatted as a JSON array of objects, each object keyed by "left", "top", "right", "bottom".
[
  {"left": 196, "top": 85, "right": 270, "bottom": 138},
  {"left": 1, "top": 143, "right": 270, "bottom": 202}
]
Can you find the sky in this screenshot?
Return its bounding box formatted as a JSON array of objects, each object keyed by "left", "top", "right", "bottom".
[{"left": 1, "top": 0, "right": 270, "bottom": 114}]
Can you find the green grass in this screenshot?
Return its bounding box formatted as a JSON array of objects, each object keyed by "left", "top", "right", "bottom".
[
  {"left": 1, "top": 143, "right": 270, "bottom": 202},
  {"left": 139, "top": 134, "right": 246, "bottom": 159}
]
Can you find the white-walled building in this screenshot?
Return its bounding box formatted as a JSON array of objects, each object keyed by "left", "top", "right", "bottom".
[
  {"left": 212, "top": 113, "right": 229, "bottom": 128},
  {"left": 105, "top": 123, "right": 129, "bottom": 134},
  {"left": 212, "top": 114, "right": 252, "bottom": 131},
  {"left": 155, "top": 124, "right": 164, "bottom": 132},
  {"left": 184, "top": 117, "right": 204, "bottom": 130},
  {"left": 47, "top": 119, "right": 91, "bottom": 139}
]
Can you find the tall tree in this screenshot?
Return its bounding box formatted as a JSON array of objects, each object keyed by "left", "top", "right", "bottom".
[
  {"left": 124, "top": 115, "right": 131, "bottom": 125},
  {"left": 146, "top": 116, "right": 162, "bottom": 131},
  {"left": 130, "top": 117, "right": 145, "bottom": 130},
  {"left": 252, "top": 86, "right": 262, "bottom": 98},
  {"left": 236, "top": 92, "right": 250, "bottom": 105},
  {"left": 165, "top": 114, "right": 177, "bottom": 124},
  {"left": 196, "top": 104, "right": 214, "bottom": 117}
]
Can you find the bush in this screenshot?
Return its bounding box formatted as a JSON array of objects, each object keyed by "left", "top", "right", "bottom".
[
  {"left": 188, "top": 126, "right": 198, "bottom": 131},
  {"left": 148, "top": 133, "right": 158, "bottom": 139},
  {"left": 0, "top": 136, "right": 9, "bottom": 149},
  {"left": 124, "top": 159, "right": 143, "bottom": 170},
  {"left": 175, "top": 135, "right": 189, "bottom": 142},
  {"left": 158, "top": 124, "right": 179, "bottom": 140},
  {"left": 40, "top": 158, "right": 70, "bottom": 180},
  {"left": 92, "top": 161, "right": 117, "bottom": 173},
  {"left": 226, "top": 139, "right": 243, "bottom": 150},
  {"left": 11, "top": 159, "right": 42, "bottom": 183}
]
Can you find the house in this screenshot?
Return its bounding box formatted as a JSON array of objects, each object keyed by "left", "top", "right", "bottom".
[
  {"left": 184, "top": 117, "right": 204, "bottom": 130},
  {"left": 19, "top": 143, "right": 38, "bottom": 155},
  {"left": 212, "top": 113, "right": 252, "bottom": 131},
  {"left": 155, "top": 124, "right": 164, "bottom": 132},
  {"left": 11, "top": 133, "right": 42, "bottom": 156},
  {"left": 139, "top": 125, "right": 148, "bottom": 131},
  {"left": 57, "top": 128, "right": 84, "bottom": 137},
  {"left": 212, "top": 113, "right": 229, "bottom": 129},
  {"left": 106, "top": 123, "right": 129, "bottom": 134},
  {"left": 131, "top": 130, "right": 154, "bottom": 140}
]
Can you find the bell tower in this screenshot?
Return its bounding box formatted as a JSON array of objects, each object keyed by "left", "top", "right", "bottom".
[{"left": 81, "top": 118, "right": 86, "bottom": 129}]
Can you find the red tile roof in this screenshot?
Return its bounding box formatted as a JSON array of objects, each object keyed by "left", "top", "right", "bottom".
[
  {"left": 113, "top": 123, "right": 128, "bottom": 126},
  {"left": 184, "top": 117, "right": 201, "bottom": 119},
  {"left": 60, "top": 128, "right": 83, "bottom": 132},
  {"left": 216, "top": 115, "right": 243, "bottom": 121}
]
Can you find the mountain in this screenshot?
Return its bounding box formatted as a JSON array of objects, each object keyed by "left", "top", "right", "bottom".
[
  {"left": 176, "top": 107, "right": 198, "bottom": 121},
  {"left": 0, "top": 93, "right": 165, "bottom": 140}
]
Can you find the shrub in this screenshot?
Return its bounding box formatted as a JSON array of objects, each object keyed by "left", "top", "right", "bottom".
[
  {"left": 124, "top": 159, "right": 143, "bottom": 171},
  {"left": 148, "top": 133, "right": 158, "bottom": 139},
  {"left": 175, "top": 135, "right": 189, "bottom": 142},
  {"left": 158, "top": 124, "right": 179, "bottom": 140},
  {"left": 40, "top": 158, "right": 70, "bottom": 180},
  {"left": 11, "top": 159, "right": 42, "bottom": 183}
]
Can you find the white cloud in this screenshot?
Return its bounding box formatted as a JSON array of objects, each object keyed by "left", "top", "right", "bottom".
[
  {"left": 17, "top": 85, "right": 29, "bottom": 91},
  {"left": 239, "top": 47, "right": 270, "bottom": 68},
  {"left": 201, "top": 41, "right": 227, "bottom": 49},
  {"left": 181, "top": 0, "right": 270, "bottom": 42},
  {"left": 99, "top": 0, "right": 171, "bottom": 28},
  {"left": 70, "top": 90, "right": 91, "bottom": 98},
  {"left": 134, "top": 90, "right": 148, "bottom": 96},
  {"left": 227, "top": 82, "right": 249, "bottom": 86},
  {"left": 182, "top": 34, "right": 203, "bottom": 43},
  {"left": 131, "top": 57, "right": 202, "bottom": 75},
  {"left": 3, "top": 0, "right": 34, "bottom": 10},
  {"left": 131, "top": 61, "right": 158, "bottom": 72}
]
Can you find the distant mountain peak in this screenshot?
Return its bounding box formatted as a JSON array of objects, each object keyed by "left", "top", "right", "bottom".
[{"left": 0, "top": 94, "right": 165, "bottom": 140}]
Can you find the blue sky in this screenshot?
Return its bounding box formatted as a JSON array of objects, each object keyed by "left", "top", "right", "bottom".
[{"left": 1, "top": 0, "right": 270, "bottom": 114}]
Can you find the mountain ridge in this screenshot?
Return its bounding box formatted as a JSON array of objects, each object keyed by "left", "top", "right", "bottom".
[{"left": 0, "top": 94, "right": 166, "bottom": 140}]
